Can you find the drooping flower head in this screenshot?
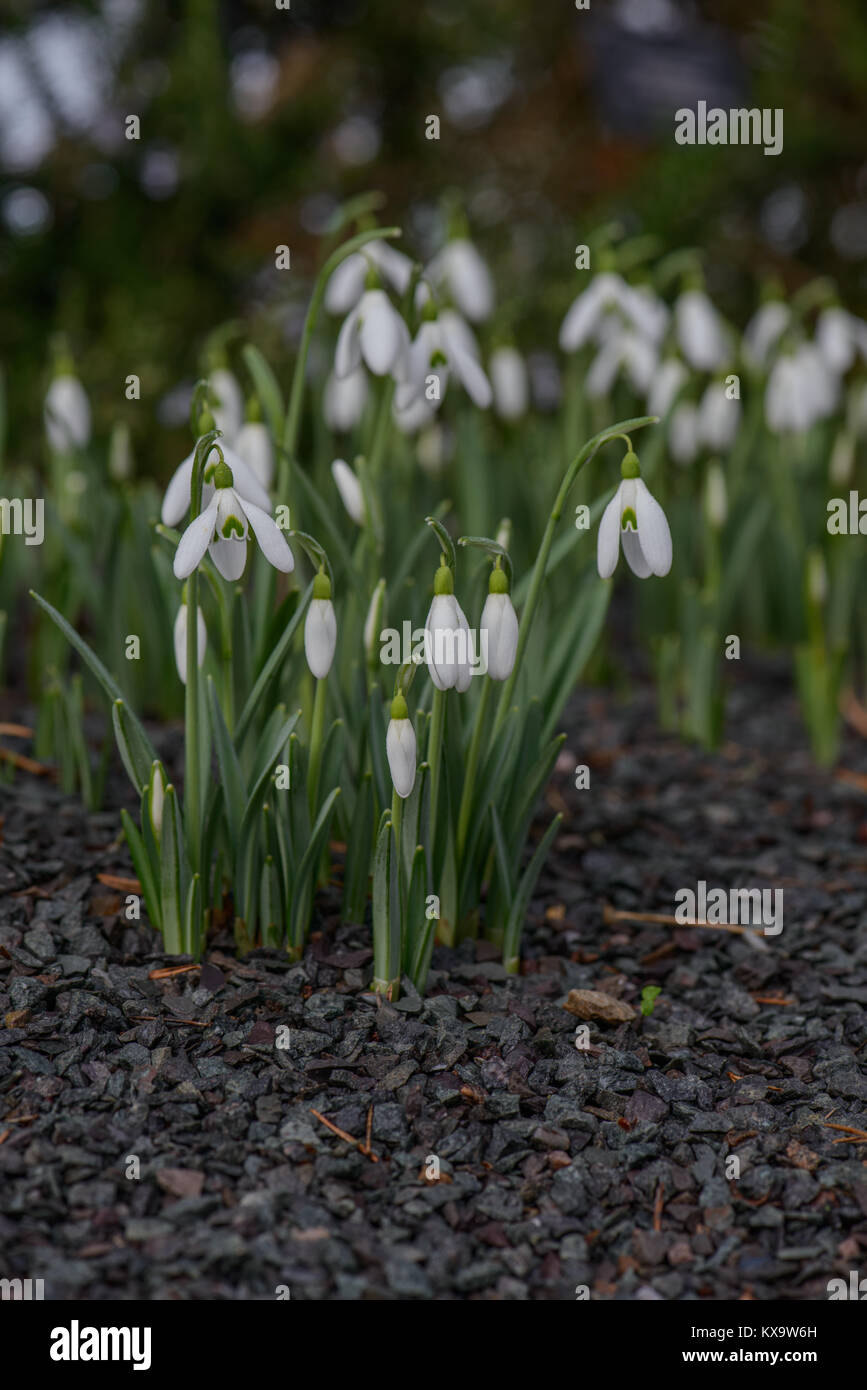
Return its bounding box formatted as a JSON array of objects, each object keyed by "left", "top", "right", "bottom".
[
  {"left": 597, "top": 450, "right": 672, "bottom": 580},
  {"left": 304, "top": 570, "right": 337, "bottom": 679},
  {"left": 173, "top": 457, "right": 293, "bottom": 581},
  {"left": 480, "top": 565, "right": 519, "bottom": 681},
  {"left": 424, "top": 559, "right": 472, "bottom": 692},
  {"left": 386, "top": 692, "right": 417, "bottom": 800}
]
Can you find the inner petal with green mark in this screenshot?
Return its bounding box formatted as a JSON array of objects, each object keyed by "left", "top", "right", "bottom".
[
  {"left": 220, "top": 513, "right": 246, "bottom": 539},
  {"left": 620, "top": 506, "right": 638, "bottom": 531}
]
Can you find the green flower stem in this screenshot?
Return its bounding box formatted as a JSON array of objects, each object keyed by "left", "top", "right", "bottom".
[
  {"left": 183, "top": 432, "right": 216, "bottom": 877},
  {"left": 427, "top": 686, "right": 447, "bottom": 855},
  {"left": 366, "top": 375, "right": 395, "bottom": 482},
  {"left": 456, "top": 675, "right": 491, "bottom": 860},
  {"left": 493, "top": 415, "right": 658, "bottom": 736},
  {"left": 306, "top": 676, "right": 328, "bottom": 816},
  {"left": 390, "top": 786, "right": 404, "bottom": 894}
]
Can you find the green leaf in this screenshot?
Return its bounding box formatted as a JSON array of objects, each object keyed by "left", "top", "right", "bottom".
[
  {"left": 242, "top": 343, "right": 285, "bottom": 441},
  {"left": 111, "top": 699, "right": 152, "bottom": 796},
  {"left": 120, "top": 808, "right": 161, "bottom": 935},
  {"left": 342, "top": 771, "right": 374, "bottom": 923},
  {"left": 184, "top": 873, "right": 203, "bottom": 959},
  {"left": 235, "top": 583, "right": 312, "bottom": 745},
  {"left": 502, "top": 814, "right": 563, "bottom": 974},
  {"left": 159, "top": 786, "right": 184, "bottom": 954},
  {"left": 208, "top": 676, "right": 244, "bottom": 850},
  {"left": 289, "top": 787, "right": 341, "bottom": 951},
  {"left": 424, "top": 514, "right": 456, "bottom": 570}
]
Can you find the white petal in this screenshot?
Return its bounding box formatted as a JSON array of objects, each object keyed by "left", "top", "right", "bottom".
[
  {"left": 634, "top": 479, "right": 672, "bottom": 576},
  {"left": 242, "top": 500, "right": 295, "bottom": 572},
  {"left": 334, "top": 304, "right": 363, "bottom": 378},
  {"left": 161, "top": 453, "right": 196, "bottom": 526},
  {"left": 325, "top": 254, "right": 366, "bottom": 315},
  {"left": 442, "top": 240, "right": 494, "bottom": 322},
  {"left": 45, "top": 376, "right": 91, "bottom": 451},
  {"left": 219, "top": 444, "right": 272, "bottom": 513},
  {"left": 596, "top": 485, "right": 623, "bottom": 579},
  {"left": 425, "top": 594, "right": 459, "bottom": 689},
  {"left": 359, "top": 290, "right": 405, "bottom": 376},
  {"left": 386, "top": 718, "right": 416, "bottom": 799},
  {"left": 209, "top": 537, "right": 248, "bottom": 581},
  {"left": 209, "top": 368, "right": 243, "bottom": 442},
  {"left": 173, "top": 604, "right": 207, "bottom": 684},
  {"left": 304, "top": 599, "right": 337, "bottom": 679},
  {"left": 454, "top": 598, "right": 473, "bottom": 692},
  {"left": 480, "top": 592, "right": 518, "bottom": 681},
  {"left": 331, "top": 458, "right": 365, "bottom": 524},
  {"left": 448, "top": 341, "right": 492, "bottom": 408},
  {"left": 621, "top": 525, "right": 652, "bottom": 578},
  {"left": 323, "top": 367, "right": 368, "bottom": 431},
  {"left": 234, "top": 422, "right": 274, "bottom": 491},
  {"left": 368, "top": 239, "right": 413, "bottom": 295},
  {"left": 173, "top": 497, "right": 218, "bottom": 579},
  {"left": 489, "top": 347, "right": 528, "bottom": 420}
]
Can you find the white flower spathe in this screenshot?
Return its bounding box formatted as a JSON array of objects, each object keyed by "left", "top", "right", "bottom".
[
  {"left": 597, "top": 478, "right": 672, "bottom": 579},
  {"left": 173, "top": 602, "right": 207, "bottom": 684},
  {"left": 173, "top": 485, "right": 294, "bottom": 581},
  {"left": 234, "top": 420, "right": 274, "bottom": 491},
  {"left": 742, "top": 300, "right": 791, "bottom": 370},
  {"left": 209, "top": 368, "right": 243, "bottom": 443},
  {"left": 45, "top": 375, "right": 91, "bottom": 452},
  {"left": 480, "top": 592, "right": 518, "bottom": 681},
  {"left": 425, "top": 593, "right": 472, "bottom": 691},
  {"left": 426, "top": 238, "right": 494, "bottom": 323},
  {"left": 331, "top": 458, "right": 365, "bottom": 525},
  {"left": 386, "top": 716, "right": 417, "bottom": 799},
  {"left": 489, "top": 346, "right": 529, "bottom": 420},
  {"left": 698, "top": 381, "right": 740, "bottom": 452},
  {"left": 675, "top": 289, "right": 730, "bottom": 371},
  {"left": 324, "top": 240, "right": 413, "bottom": 316},
  {"left": 395, "top": 311, "right": 492, "bottom": 412},
  {"left": 304, "top": 598, "right": 337, "bottom": 679},
  {"left": 323, "top": 366, "right": 368, "bottom": 432},
  {"left": 161, "top": 442, "right": 272, "bottom": 528},
  {"left": 335, "top": 289, "right": 410, "bottom": 380}
]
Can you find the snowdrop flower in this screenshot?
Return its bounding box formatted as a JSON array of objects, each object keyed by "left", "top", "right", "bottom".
[
  {"left": 395, "top": 307, "right": 492, "bottom": 412},
  {"left": 234, "top": 415, "right": 274, "bottom": 491},
  {"left": 559, "top": 272, "right": 634, "bottom": 352},
  {"left": 323, "top": 366, "right": 368, "bottom": 432},
  {"left": 386, "top": 693, "right": 416, "bottom": 799},
  {"left": 765, "top": 344, "right": 839, "bottom": 433},
  {"left": 698, "top": 380, "right": 740, "bottom": 452},
  {"left": 173, "top": 599, "right": 207, "bottom": 684},
  {"left": 626, "top": 283, "right": 670, "bottom": 345},
  {"left": 335, "top": 288, "right": 410, "bottom": 380},
  {"left": 173, "top": 458, "right": 294, "bottom": 581},
  {"left": 675, "top": 288, "right": 730, "bottom": 371},
  {"left": 324, "top": 239, "right": 414, "bottom": 316},
  {"left": 393, "top": 391, "right": 437, "bottom": 436},
  {"left": 45, "top": 372, "right": 91, "bottom": 452},
  {"left": 209, "top": 367, "right": 243, "bottom": 442},
  {"left": 597, "top": 452, "right": 672, "bottom": 580},
  {"left": 586, "top": 328, "right": 657, "bottom": 400},
  {"left": 364, "top": 579, "right": 386, "bottom": 665},
  {"left": 480, "top": 567, "right": 518, "bottom": 680},
  {"left": 669, "top": 402, "right": 700, "bottom": 465},
  {"left": 647, "top": 357, "right": 689, "bottom": 418},
  {"left": 742, "top": 299, "right": 791, "bottom": 370},
  {"left": 489, "top": 346, "right": 529, "bottom": 420},
  {"left": 425, "top": 237, "right": 494, "bottom": 323},
  {"left": 304, "top": 572, "right": 337, "bottom": 679},
  {"left": 816, "top": 306, "right": 867, "bottom": 375},
  {"left": 331, "top": 458, "right": 365, "bottom": 525},
  {"left": 161, "top": 438, "right": 271, "bottom": 529},
  {"left": 425, "top": 562, "right": 472, "bottom": 692},
  {"left": 704, "top": 463, "right": 728, "bottom": 529}
]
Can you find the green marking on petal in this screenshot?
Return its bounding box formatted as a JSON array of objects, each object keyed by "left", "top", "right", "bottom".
[
  {"left": 430, "top": 349, "right": 447, "bottom": 368},
  {"left": 620, "top": 506, "right": 638, "bottom": 531},
  {"left": 221, "top": 513, "right": 245, "bottom": 539}
]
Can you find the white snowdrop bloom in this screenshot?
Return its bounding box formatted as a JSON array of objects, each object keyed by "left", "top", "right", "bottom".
[
  {"left": 675, "top": 289, "right": 730, "bottom": 371},
  {"left": 647, "top": 357, "right": 689, "bottom": 417},
  {"left": 304, "top": 573, "right": 337, "bottom": 679},
  {"left": 489, "top": 346, "right": 529, "bottom": 421},
  {"left": 698, "top": 380, "right": 740, "bottom": 452},
  {"left": 234, "top": 420, "right": 274, "bottom": 491},
  {"left": 597, "top": 459, "right": 672, "bottom": 580},
  {"left": 704, "top": 463, "right": 728, "bottom": 529},
  {"left": 161, "top": 441, "right": 271, "bottom": 528},
  {"left": 816, "top": 306, "right": 867, "bottom": 375},
  {"left": 173, "top": 602, "right": 207, "bottom": 685},
  {"left": 173, "top": 461, "right": 294, "bottom": 581},
  {"left": 743, "top": 300, "right": 791, "bottom": 370},
  {"left": 386, "top": 693, "right": 416, "bottom": 799},
  {"left": 624, "top": 284, "right": 670, "bottom": 345},
  {"left": 425, "top": 568, "right": 472, "bottom": 691},
  {"left": 335, "top": 289, "right": 410, "bottom": 380},
  {"left": 45, "top": 374, "right": 91, "bottom": 451},
  {"left": 331, "top": 458, "right": 365, "bottom": 525},
  {"left": 586, "top": 329, "right": 657, "bottom": 399},
  {"left": 395, "top": 310, "right": 492, "bottom": 412},
  {"left": 425, "top": 238, "right": 494, "bottom": 323},
  {"left": 559, "top": 272, "right": 633, "bottom": 353},
  {"left": 323, "top": 366, "right": 368, "bottom": 432},
  {"left": 479, "top": 570, "right": 518, "bottom": 681},
  {"left": 393, "top": 391, "right": 436, "bottom": 436},
  {"left": 669, "top": 402, "right": 700, "bottom": 465},
  {"left": 324, "top": 239, "right": 413, "bottom": 316},
  {"left": 766, "top": 344, "right": 838, "bottom": 433},
  {"left": 148, "top": 762, "right": 166, "bottom": 839},
  {"left": 209, "top": 367, "right": 243, "bottom": 442}
]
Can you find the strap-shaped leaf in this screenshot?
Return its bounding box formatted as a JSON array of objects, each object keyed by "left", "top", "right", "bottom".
[
  {"left": 111, "top": 699, "right": 155, "bottom": 796},
  {"left": 502, "top": 813, "right": 563, "bottom": 974},
  {"left": 342, "top": 772, "right": 373, "bottom": 924},
  {"left": 208, "top": 676, "right": 244, "bottom": 851},
  {"left": 367, "top": 684, "right": 389, "bottom": 813},
  {"left": 184, "top": 872, "right": 203, "bottom": 959},
  {"left": 159, "top": 785, "right": 184, "bottom": 954},
  {"left": 235, "top": 582, "right": 312, "bottom": 745},
  {"left": 120, "top": 808, "right": 161, "bottom": 935},
  {"left": 289, "top": 786, "right": 341, "bottom": 951},
  {"left": 31, "top": 590, "right": 158, "bottom": 790}
]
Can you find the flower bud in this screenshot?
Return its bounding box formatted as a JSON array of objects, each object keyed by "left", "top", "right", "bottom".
[
  {"left": 386, "top": 694, "right": 416, "bottom": 799},
  {"left": 331, "top": 458, "right": 365, "bottom": 525},
  {"left": 304, "top": 572, "right": 337, "bottom": 679},
  {"left": 480, "top": 568, "right": 519, "bottom": 681},
  {"left": 173, "top": 601, "right": 207, "bottom": 685}
]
